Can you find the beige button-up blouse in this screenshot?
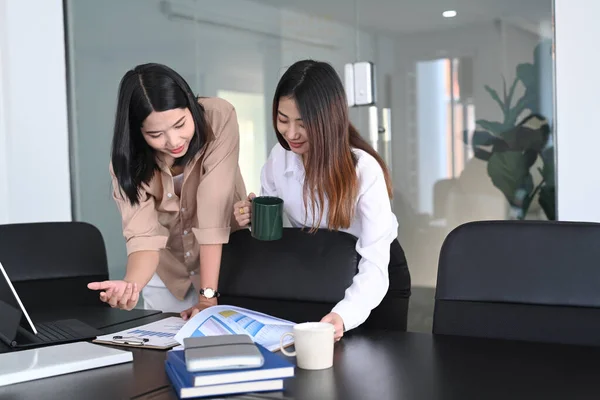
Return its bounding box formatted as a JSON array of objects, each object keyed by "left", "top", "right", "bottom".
[{"left": 110, "top": 97, "right": 247, "bottom": 300}]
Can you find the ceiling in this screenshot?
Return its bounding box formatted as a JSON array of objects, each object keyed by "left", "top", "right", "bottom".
[{"left": 249, "top": 0, "right": 553, "bottom": 35}]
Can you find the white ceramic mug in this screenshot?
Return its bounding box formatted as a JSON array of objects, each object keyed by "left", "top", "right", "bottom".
[{"left": 279, "top": 322, "right": 335, "bottom": 370}]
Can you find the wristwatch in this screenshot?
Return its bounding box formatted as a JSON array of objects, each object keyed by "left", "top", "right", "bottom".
[{"left": 199, "top": 287, "right": 220, "bottom": 299}]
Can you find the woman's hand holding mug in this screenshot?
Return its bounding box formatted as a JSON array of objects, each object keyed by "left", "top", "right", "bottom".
[{"left": 234, "top": 193, "right": 256, "bottom": 227}]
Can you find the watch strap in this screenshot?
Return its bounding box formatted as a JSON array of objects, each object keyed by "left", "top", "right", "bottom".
[{"left": 199, "top": 287, "right": 220, "bottom": 299}]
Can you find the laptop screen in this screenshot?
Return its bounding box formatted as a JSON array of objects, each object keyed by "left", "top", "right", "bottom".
[{"left": 0, "top": 261, "right": 38, "bottom": 343}]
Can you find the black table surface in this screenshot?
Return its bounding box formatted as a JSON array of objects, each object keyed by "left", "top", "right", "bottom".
[{"left": 2, "top": 313, "right": 600, "bottom": 400}]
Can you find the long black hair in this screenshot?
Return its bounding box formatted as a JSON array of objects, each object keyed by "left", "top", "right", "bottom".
[
  {"left": 110, "top": 63, "right": 213, "bottom": 205},
  {"left": 272, "top": 59, "right": 392, "bottom": 231}
]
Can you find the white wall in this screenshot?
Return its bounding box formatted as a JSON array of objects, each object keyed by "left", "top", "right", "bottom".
[
  {"left": 0, "top": 1, "right": 9, "bottom": 224},
  {"left": 555, "top": 0, "right": 600, "bottom": 222},
  {"left": 0, "top": 0, "right": 71, "bottom": 224}
]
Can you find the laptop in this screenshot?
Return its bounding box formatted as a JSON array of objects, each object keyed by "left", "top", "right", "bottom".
[{"left": 0, "top": 261, "right": 102, "bottom": 349}]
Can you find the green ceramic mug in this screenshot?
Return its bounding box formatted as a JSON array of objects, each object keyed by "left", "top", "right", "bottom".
[{"left": 251, "top": 196, "right": 284, "bottom": 241}]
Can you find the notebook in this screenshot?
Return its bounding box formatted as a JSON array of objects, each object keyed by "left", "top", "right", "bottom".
[
  {"left": 0, "top": 341, "right": 133, "bottom": 387},
  {"left": 165, "top": 361, "right": 284, "bottom": 399},
  {"left": 167, "top": 343, "right": 294, "bottom": 387},
  {"left": 183, "top": 335, "right": 264, "bottom": 372}
]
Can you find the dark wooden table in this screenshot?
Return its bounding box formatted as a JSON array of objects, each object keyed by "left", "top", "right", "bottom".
[{"left": 2, "top": 313, "right": 600, "bottom": 399}]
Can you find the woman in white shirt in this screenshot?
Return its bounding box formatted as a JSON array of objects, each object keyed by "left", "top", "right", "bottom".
[{"left": 233, "top": 59, "right": 410, "bottom": 340}]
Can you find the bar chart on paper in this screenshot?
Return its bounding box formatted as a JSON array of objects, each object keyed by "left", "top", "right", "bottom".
[
  {"left": 93, "top": 317, "right": 186, "bottom": 349},
  {"left": 128, "top": 329, "right": 176, "bottom": 338},
  {"left": 175, "top": 306, "right": 295, "bottom": 351}
]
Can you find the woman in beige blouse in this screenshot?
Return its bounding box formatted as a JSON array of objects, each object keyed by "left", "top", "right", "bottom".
[{"left": 87, "top": 63, "right": 246, "bottom": 320}]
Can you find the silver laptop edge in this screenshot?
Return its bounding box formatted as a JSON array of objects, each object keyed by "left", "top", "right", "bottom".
[{"left": 0, "top": 261, "right": 38, "bottom": 335}]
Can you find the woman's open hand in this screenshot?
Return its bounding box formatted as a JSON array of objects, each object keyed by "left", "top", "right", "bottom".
[{"left": 87, "top": 280, "right": 140, "bottom": 310}]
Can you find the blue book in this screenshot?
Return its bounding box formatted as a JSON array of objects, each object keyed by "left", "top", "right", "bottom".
[
  {"left": 166, "top": 361, "right": 284, "bottom": 399},
  {"left": 166, "top": 343, "right": 294, "bottom": 387}
]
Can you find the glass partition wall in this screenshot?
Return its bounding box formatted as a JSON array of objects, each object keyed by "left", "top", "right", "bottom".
[{"left": 65, "top": 0, "right": 555, "bottom": 331}]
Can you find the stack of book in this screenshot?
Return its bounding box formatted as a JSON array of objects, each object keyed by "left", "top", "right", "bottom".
[{"left": 165, "top": 343, "right": 295, "bottom": 399}]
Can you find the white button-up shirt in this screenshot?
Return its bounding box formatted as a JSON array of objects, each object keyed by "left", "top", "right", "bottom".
[{"left": 260, "top": 144, "right": 399, "bottom": 331}]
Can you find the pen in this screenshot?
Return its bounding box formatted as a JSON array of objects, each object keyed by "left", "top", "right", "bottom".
[{"left": 112, "top": 336, "right": 149, "bottom": 345}]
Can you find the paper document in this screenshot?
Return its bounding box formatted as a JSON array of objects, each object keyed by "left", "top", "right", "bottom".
[
  {"left": 175, "top": 306, "right": 295, "bottom": 352},
  {"left": 94, "top": 316, "right": 186, "bottom": 349}
]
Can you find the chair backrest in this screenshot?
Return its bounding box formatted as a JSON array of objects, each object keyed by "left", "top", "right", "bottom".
[
  {"left": 0, "top": 221, "right": 109, "bottom": 309},
  {"left": 220, "top": 228, "right": 358, "bottom": 303},
  {"left": 433, "top": 220, "right": 600, "bottom": 346},
  {"left": 219, "top": 228, "right": 410, "bottom": 330}
]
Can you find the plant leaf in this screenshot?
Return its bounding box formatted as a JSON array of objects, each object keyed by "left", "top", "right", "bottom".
[
  {"left": 540, "top": 145, "right": 555, "bottom": 182},
  {"left": 505, "top": 76, "right": 519, "bottom": 115},
  {"left": 486, "top": 151, "right": 532, "bottom": 206},
  {"left": 523, "top": 149, "right": 539, "bottom": 169},
  {"left": 517, "top": 63, "right": 536, "bottom": 87},
  {"left": 501, "top": 76, "right": 508, "bottom": 114},
  {"left": 473, "top": 148, "right": 492, "bottom": 161},
  {"left": 522, "top": 180, "right": 543, "bottom": 217},
  {"left": 484, "top": 85, "right": 505, "bottom": 113},
  {"left": 499, "top": 126, "right": 547, "bottom": 151},
  {"left": 538, "top": 185, "right": 556, "bottom": 220},
  {"left": 476, "top": 119, "right": 508, "bottom": 135},
  {"left": 499, "top": 114, "right": 550, "bottom": 151},
  {"left": 516, "top": 63, "right": 540, "bottom": 114},
  {"left": 491, "top": 141, "right": 510, "bottom": 152},
  {"left": 471, "top": 130, "right": 502, "bottom": 147},
  {"left": 523, "top": 90, "right": 540, "bottom": 115},
  {"left": 506, "top": 96, "right": 529, "bottom": 126}
]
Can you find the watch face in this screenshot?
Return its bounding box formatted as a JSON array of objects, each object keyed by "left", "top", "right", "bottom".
[{"left": 203, "top": 288, "right": 215, "bottom": 298}]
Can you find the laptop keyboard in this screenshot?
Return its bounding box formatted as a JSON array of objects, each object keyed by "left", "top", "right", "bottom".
[{"left": 35, "top": 321, "right": 79, "bottom": 343}]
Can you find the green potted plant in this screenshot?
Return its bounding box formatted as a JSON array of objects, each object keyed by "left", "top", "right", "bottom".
[{"left": 464, "top": 40, "right": 555, "bottom": 220}]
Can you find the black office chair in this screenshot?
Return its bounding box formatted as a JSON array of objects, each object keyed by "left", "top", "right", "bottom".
[
  {"left": 433, "top": 220, "right": 600, "bottom": 346},
  {"left": 219, "top": 228, "right": 411, "bottom": 331},
  {"left": 0, "top": 221, "right": 109, "bottom": 310},
  {"left": 0, "top": 221, "right": 162, "bottom": 330}
]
